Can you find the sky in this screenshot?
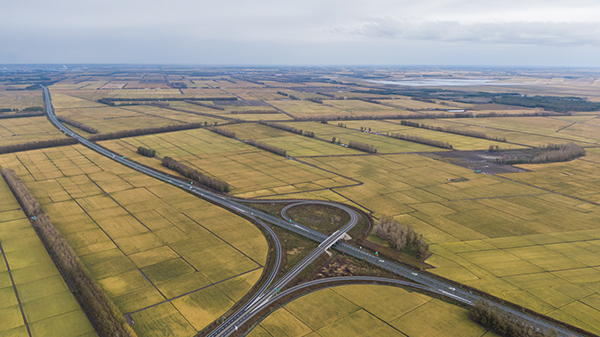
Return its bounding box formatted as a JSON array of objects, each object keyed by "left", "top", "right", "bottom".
[{"left": 1, "top": 0, "right": 600, "bottom": 66}]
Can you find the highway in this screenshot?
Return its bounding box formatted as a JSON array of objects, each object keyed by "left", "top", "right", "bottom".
[{"left": 41, "top": 86, "right": 581, "bottom": 337}]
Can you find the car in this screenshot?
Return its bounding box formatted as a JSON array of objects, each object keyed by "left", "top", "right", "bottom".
[
  {"left": 378, "top": 259, "right": 384, "bottom": 263},
  {"left": 448, "top": 287, "right": 456, "bottom": 291},
  {"left": 411, "top": 272, "right": 418, "bottom": 276}
]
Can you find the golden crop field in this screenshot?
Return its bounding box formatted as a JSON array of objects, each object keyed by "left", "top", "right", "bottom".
[
  {"left": 98, "top": 128, "right": 357, "bottom": 198},
  {"left": 0, "top": 87, "right": 43, "bottom": 110},
  {"left": 167, "top": 101, "right": 293, "bottom": 122},
  {"left": 267, "top": 100, "right": 346, "bottom": 118},
  {"left": 248, "top": 285, "right": 496, "bottom": 337},
  {"left": 0, "top": 175, "right": 96, "bottom": 337},
  {"left": 278, "top": 121, "right": 443, "bottom": 153},
  {"left": 0, "top": 145, "right": 268, "bottom": 336},
  {"left": 342, "top": 120, "right": 516, "bottom": 151},
  {"left": 0, "top": 116, "right": 67, "bottom": 146}
]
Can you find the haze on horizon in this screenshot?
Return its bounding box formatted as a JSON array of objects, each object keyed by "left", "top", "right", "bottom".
[{"left": 2, "top": 0, "right": 600, "bottom": 67}]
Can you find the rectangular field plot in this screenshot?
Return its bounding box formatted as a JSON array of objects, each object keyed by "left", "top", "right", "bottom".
[
  {"left": 0, "top": 116, "right": 66, "bottom": 146},
  {"left": 344, "top": 120, "right": 521, "bottom": 151},
  {"left": 0, "top": 145, "right": 268, "bottom": 336},
  {"left": 417, "top": 117, "right": 600, "bottom": 146},
  {"left": 279, "top": 121, "right": 444, "bottom": 153},
  {"left": 0, "top": 87, "right": 43, "bottom": 110},
  {"left": 0, "top": 178, "right": 96, "bottom": 337},
  {"left": 167, "top": 101, "right": 293, "bottom": 122},
  {"left": 98, "top": 128, "right": 357, "bottom": 197}
]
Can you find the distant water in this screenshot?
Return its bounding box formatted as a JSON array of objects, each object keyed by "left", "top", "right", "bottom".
[{"left": 366, "top": 78, "right": 526, "bottom": 87}]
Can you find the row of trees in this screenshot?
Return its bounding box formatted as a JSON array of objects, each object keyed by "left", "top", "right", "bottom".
[
  {"left": 137, "top": 146, "right": 156, "bottom": 157},
  {"left": 292, "top": 111, "right": 565, "bottom": 122},
  {"left": 246, "top": 139, "right": 287, "bottom": 156},
  {"left": 0, "top": 111, "right": 45, "bottom": 119},
  {"left": 209, "top": 127, "right": 236, "bottom": 138},
  {"left": 184, "top": 100, "right": 225, "bottom": 110},
  {"left": 1, "top": 168, "right": 137, "bottom": 337},
  {"left": 0, "top": 138, "right": 78, "bottom": 154},
  {"left": 88, "top": 122, "right": 206, "bottom": 141},
  {"left": 400, "top": 121, "right": 507, "bottom": 142},
  {"left": 532, "top": 143, "right": 586, "bottom": 163},
  {"left": 56, "top": 116, "right": 99, "bottom": 134},
  {"left": 372, "top": 215, "right": 430, "bottom": 261},
  {"left": 470, "top": 300, "right": 557, "bottom": 337},
  {"left": 162, "top": 157, "right": 230, "bottom": 192},
  {"left": 230, "top": 110, "right": 279, "bottom": 114},
  {"left": 347, "top": 140, "right": 377, "bottom": 153},
  {"left": 389, "top": 132, "right": 453, "bottom": 149},
  {"left": 259, "top": 120, "right": 315, "bottom": 138}
]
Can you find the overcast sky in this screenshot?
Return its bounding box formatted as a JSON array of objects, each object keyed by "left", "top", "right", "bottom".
[{"left": 1, "top": 0, "right": 600, "bottom": 66}]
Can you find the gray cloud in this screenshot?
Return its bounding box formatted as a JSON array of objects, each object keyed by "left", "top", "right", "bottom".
[{"left": 340, "top": 19, "right": 600, "bottom": 47}]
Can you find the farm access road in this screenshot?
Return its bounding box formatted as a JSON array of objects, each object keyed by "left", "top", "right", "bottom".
[{"left": 41, "top": 86, "right": 581, "bottom": 337}]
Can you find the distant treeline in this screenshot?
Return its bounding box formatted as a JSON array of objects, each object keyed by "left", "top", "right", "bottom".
[
  {"left": 162, "top": 156, "right": 230, "bottom": 192},
  {"left": 277, "top": 91, "right": 289, "bottom": 97},
  {"left": 501, "top": 143, "right": 586, "bottom": 165},
  {"left": 493, "top": 95, "right": 600, "bottom": 113},
  {"left": 1, "top": 168, "right": 137, "bottom": 337},
  {"left": 471, "top": 300, "right": 557, "bottom": 337},
  {"left": 292, "top": 111, "right": 566, "bottom": 122},
  {"left": 97, "top": 97, "right": 237, "bottom": 103},
  {"left": 0, "top": 111, "right": 45, "bottom": 119},
  {"left": 56, "top": 116, "right": 99, "bottom": 134},
  {"left": 230, "top": 110, "right": 279, "bottom": 114},
  {"left": 347, "top": 140, "right": 377, "bottom": 153},
  {"left": 389, "top": 132, "right": 453, "bottom": 149},
  {"left": 0, "top": 138, "right": 78, "bottom": 154},
  {"left": 246, "top": 139, "right": 287, "bottom": 156},
  {"left": 372, "top": 215, "right": 430, "bottom": 261},
  {"left": 88, "top": 123, "right": 206, "bottom": 141},
  {"left": 209, "top": 127, "right": 235, "bottom": 138},
  {"left": 137, "top": 146, "right": 156, "bottom": 157},
  {"left": 0, "top": 107, "right": 43, "bottom": 113},
  {"left": 259, "top": 120, "right": 315, "bottom": 137},
  {"left": 184, "top": 100, "right": 225, "bottom": 110},
  {"left": 400, "top": 120, "right": 507, "bottom": 142}
]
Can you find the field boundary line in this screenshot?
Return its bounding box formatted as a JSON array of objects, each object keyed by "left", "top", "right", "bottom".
[
  {"left": 0, "top": 242, "right": 32, "bottom": 337},
  {"left": 124, "top": 266, "right": 263, "bottom": 315}
]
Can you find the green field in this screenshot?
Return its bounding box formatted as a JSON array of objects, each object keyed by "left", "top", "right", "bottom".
[
  {"left": 0, "top": 174, "right": 96, "bottom": 337},
  {"left": 0, "top": 145, "right": 268, "bottom": 336},
  {"left": 248, "top": 284, "right": 497, "bottom": 337}
]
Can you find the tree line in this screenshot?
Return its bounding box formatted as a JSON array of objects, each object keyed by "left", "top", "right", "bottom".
[
  {"left": 347, "top": 140, "right": 377, "bottom": 153},
  {"left": 0, "top": 138, "right": 78, "bottom": 154},
  {"left": 97, "top": 97, "right": 237, "bottom": 103},
  {"left": 1, "top": 168, "right": 137, "bottom": 337},
  {"left": 0, "top": 111, "right": 45, "bottom": 119},
  {"left": 400, "top": 120, "right": 507, "bottom": 142},
  {"left": 245, "top": 139, "right": 287, "bottom": 156},
  {"left": 292, "top": 110, "right": 565, "bottom": 122},
  {"left": 57, "top": 116, "right": 99, "bottom": 134},
  {"left": 389, "top": 132, "right": 453, "bottom": 149},
  {"left": 88, "top": 122, "right": 206, "bottom": 141},
  {"left": 259, "top": 120, "right": 315, "bottom": 138},
  {"left": 532, "top": 143, "right": 586, "bottom": 163},
  {"left": 492, "top": 95, "right": 600, "bottom": 113},
  {"left": 137, "top": 146, "right": 156, "bottom": 157},
  {"left": 162, "top": 157, "right": 230, "bottom": 192},
  {"left": 372, "top": 215, "right": 431, "bottom": 261},
  {"left": 470, "top": 300, "right": 557, "bottom": 337},
  {"left": 209, "top": 127, "right": 236, "bottom": 138}
]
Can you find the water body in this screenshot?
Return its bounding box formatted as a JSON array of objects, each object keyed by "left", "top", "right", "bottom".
[{"left": 367, "top": 78, "right": 527, "bottom": 87}]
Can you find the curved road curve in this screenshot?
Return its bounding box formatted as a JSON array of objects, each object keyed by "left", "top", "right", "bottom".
[{"left": 40, "top": 86, "right": 582, "bottom": 337}]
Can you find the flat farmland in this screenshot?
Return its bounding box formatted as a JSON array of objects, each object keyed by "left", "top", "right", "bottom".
[
  {"left": 0, "top": 145, "right": 268, "bottom": 336},
  {"left": 54, "top": 88, "right": 233, "bottom": 101},
  {"left": 267, "top": 100, "right": 346, "bottom": 118},
  {"left": 380, "top": 97, "right": 468, "bottom": 110},
  {"left": 0, "top": 174, "right": 96, "bottom": 337},
  {"left": 166, "top": 101, "right": 293, "bottom": 122},
  {"left": 217, "top": 123, "right": 361, "bottom": 156},
  {"left": 119, "top": 105, "right": 224, "bottom": 124},
  {"left": 297, "top": 153, "right": 600, "bottom": 334},
  {"left": 98, "top": 128, "right": 357, "bottom": 198},
  {"left": 49, "top": 93, "right": 106, "bottom": 109},
  {"left": 0, "top": 116, "right": 67, "bottom": 146},
  {"left": 0, "top": 88, "right": 43, "bottom": 111},
  {"left": 248, "top": 285, "right": 496, "bottom": 337},
  {"left": 412, "top": 117, "right": 600, "bottom": 147},
  {"left": 320, "top": 99, "right": 403, "bottom": 115},
  {"left": 342, "top": 120, "right": 516, "bottom": 151},
  {"left": 278, "top": 121, "right": 443, "bottom": 153}
]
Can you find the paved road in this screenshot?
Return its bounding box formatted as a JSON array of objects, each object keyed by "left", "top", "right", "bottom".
[{"left": 41, "top": 86, "right": 582, "bottom": 337}]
